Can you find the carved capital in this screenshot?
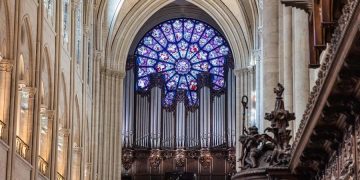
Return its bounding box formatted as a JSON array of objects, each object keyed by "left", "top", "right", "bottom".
[
  {"left": 100, "top": 67, "right": 126, "bottom": 79},
  {"left": 0, "top": 59, "right": 13, "bottom": 72},
  {"left": 59, "top": 128, "right": 71, "bottom": 137},
  {"left": 83, "top": 25, "right": 90, "bottom": 35},
  {"left": 21, "top": 87, "right": 37, "bottom": 98},
  {"left": 73, "top": 146, "right": 83, "bottom": 154},
  {"left": 40, "top": 110, "right": 55, "bottom": 120}
]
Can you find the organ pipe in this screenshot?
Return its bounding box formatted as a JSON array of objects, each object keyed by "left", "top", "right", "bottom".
[{"left": 123, "top": 69, "right": 237, "bottom": 149}]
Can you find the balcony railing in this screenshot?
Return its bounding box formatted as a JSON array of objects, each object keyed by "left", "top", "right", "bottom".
[
  {"left": 38, "top": 156, "right": 49, "bottom": 176},
  {"left": 16, "top": 136, "right": 29, "bottom": 159},
  {"left": 0, "top": 120, "right": 5, "bottom": 140},
  {"left": 56, "top": 172, "right": 65, "bottom": 180}
]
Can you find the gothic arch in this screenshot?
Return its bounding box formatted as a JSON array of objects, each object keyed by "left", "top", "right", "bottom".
[
  {"left": 73, "top": 95, "right": 81, "bottom": 147},
  {"left": 18, "top": 16, "right": 34, "bottom": 86},
  {"left": 106, "top": 0, "right": 253, "bottom": 72},
  {"left": 0, "top": 0, "right": 11, "bottom": 57},
  {"left": 59, "top": 72, "right": 69, "bottom": 128},
  {"left": 40, "top": 46, "right": 53, "bottom": 107}
]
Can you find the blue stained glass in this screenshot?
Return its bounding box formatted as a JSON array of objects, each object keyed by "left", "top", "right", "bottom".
[{"left": 136, "top": 18, "right": 230, "bottom": 107}]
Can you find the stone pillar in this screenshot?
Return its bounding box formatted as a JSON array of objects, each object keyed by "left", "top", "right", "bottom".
[
  {"left": 282, "top": 6, "right": 294, "bottom": 136},
  {"left": 261, "top": 0, "right": 279, "bottom": 131},
  {"left": 234, "top": 69, "right": 242, "bottom": 172},
  {"left": 38, "top": 108, "right": 54, "bottom": 176},
  {"left": 292, "top": 8, "right": 310, "bottom": 132},
  {"left": 57, "top": 128, "right": 71, "bottom": 178},
  {"left": 71, "top": 146, "right": 83, "bottom": 180},
  {"left": 85, "top": 163, "right": 92, "bottom": 180},
  {"left": 114, "top": 72, "right": 125, "bottom": 180},
  {"left": 0, "top": 59, "right": 13, "bottom": 141},
  {"left": 16, "top": 86, "right": 36, "bottom": 154}
]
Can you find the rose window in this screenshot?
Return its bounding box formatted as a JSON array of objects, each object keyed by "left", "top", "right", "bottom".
[{"left": 135, "top": 18, "right": 230, "bottom": 108}]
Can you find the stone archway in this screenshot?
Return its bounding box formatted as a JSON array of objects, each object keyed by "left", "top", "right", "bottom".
[{"left": 94, "top": 1, "right": 258, "bottom": 178}]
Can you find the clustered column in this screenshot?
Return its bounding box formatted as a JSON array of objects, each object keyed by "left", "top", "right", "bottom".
[
  {"left": 260, "top": 3, "right": 311, "bottom": 137},
  {"left": 97, "top": 68, "right": 124, "bottom": 180},
  {"left": 234, "top": 69, "right": 243, "bottom": 172},
  {"left": 292, "top": 8, "right": 310, "bottom": 132},
  {"left": 261, "top": 0, "right": 279, "bottom": 131},
  {"left": 0, "top": 59, "right": 12, "bottom": 141}
]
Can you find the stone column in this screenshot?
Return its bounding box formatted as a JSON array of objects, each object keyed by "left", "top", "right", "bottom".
[
  {"left": 84, "top": 163, "right": 92, "bottom": 180},
  {"left": 261, "top": 0, "right": 279, "bottom": 131},
  {"left": 282, "top": 6, "right": 294, "bottom": 136},
  {"left": 17, "top": 86, "right": 36, "bottom": 153},
  {"left": 0, "top": 59, "right": 13, "bottom": 141},
  {"left": 113, "top": 72, "right": 125, "bottom": 180},
  {"left": 292, "top": 9, "right": 310, "bottom": 132},
  {"left": 71, "top": 146, "right": 83, "bottom": 180},
  {"left": 234, "top": 69, "right": 242, "bottom": 172}
]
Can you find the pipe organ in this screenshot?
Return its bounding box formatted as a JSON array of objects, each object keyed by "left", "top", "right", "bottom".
[
  {"left": 122, "top": 69, "right": 236, "bottom": 150},
  {"left": 121, "top": 68, "right": 237, "bottom": 178},
  {"left": 122, "top": 18, "right": 239, "bottom": 178}
]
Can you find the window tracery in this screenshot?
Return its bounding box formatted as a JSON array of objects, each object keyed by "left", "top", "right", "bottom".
[
  {"left": 75, "top": 4, "right": 82, "bottom": 64},
  {"left": 135, "top": 18, "right": 231, "bottom": 110},
  {"left": 63, "top": 0, "right": 69, "bottom": 43}
]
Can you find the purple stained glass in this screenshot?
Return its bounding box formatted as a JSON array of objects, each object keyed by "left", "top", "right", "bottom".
[{"left": 136, "top": 18, "right": 230, "bottom": 108}]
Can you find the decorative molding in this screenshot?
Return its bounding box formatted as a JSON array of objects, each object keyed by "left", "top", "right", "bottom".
[
  {"left": 100, "top": 67, "right": 126, "bottom": 79},
  {"left": 38, "top": 156, "right": 49, "bottom": 176},
  {"left": 291, "top": 0, "right": 359, "bottom": 162},
  {"left": 0, "top": 120, "right": 5, "bottom": 140},
  {"left": 281, "top": 0, "right": 312, "bottom": 13},
  {"left": 174, "top": 149, "right": 186, "bottom": 167},
  {"left": 199, "top": 149, "right": 212, "bottom": 168},
  {"left": 149, "top": 149, "right": 162, "bottom": 169},
  {"left": 16, "top": 136, "right": 30, "bottom": 160},
  {"left": 122, "top": 149, "right": 134, "bottom": 171}
]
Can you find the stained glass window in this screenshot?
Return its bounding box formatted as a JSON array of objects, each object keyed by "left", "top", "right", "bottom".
[
  {"left": 63, "top": 0, "right": 69, "bottom": 43},
  {"left": 135, "top": 18, "right": 230, "bottom": 108},
  {"left": 75, "top": 5, "right": 82, "bottom": 64}
]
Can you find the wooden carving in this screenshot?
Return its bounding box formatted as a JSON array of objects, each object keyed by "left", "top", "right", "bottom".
[
  {"left": 122, "top": 149, "right": 135, "bottom": 171},
  {"left": 264, "top": 83, "right": 295, "bottom": 166},
  {"left": 239, "top": 83, "right": 295, "bottom": 170}
]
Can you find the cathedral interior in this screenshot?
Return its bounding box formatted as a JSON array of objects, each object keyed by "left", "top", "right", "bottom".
[{"left": 0, "top": 0, "right": 359, "bottom": 179}]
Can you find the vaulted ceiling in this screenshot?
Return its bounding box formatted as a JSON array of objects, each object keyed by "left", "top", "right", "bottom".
[{"left": 93, "top": 0, "right": 259, "bottom": 72}]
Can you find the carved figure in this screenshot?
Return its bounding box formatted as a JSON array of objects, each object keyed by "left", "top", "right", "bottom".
[{"left": 239, "top": 126, "right": 273, "bottom": 169}]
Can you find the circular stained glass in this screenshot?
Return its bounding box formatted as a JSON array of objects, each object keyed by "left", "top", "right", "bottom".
[{"left": 135, "top": 18, "right": 230, "bottom": 108}]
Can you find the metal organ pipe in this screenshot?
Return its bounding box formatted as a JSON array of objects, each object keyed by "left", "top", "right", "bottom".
[{"left": 124, "top": 68, "right": 238, "bottom": 150}]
